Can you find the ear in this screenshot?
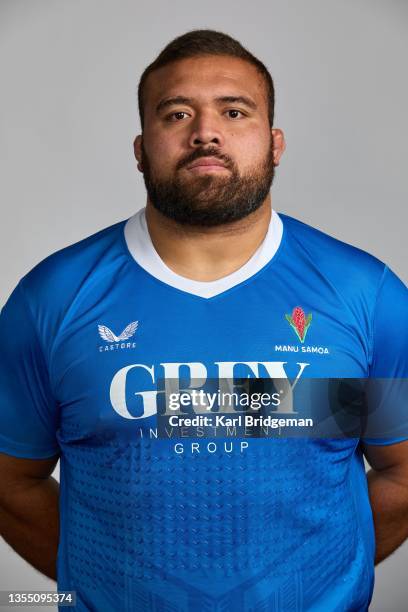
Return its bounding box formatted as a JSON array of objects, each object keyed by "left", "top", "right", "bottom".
[
  {"left": 134, "top": 134, "right": 143, "bottom": 172},
  {"left": 271, "top": 128, "right": 286, "bottom": 166}
]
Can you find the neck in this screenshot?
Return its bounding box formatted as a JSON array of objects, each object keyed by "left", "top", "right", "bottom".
[{"left": 144, "top": 196, "right": 272, "bottom": 282}]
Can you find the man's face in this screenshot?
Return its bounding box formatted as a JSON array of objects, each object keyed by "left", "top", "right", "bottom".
[{"left": 135, "top": 55, "right": 283, "bottom": 226}]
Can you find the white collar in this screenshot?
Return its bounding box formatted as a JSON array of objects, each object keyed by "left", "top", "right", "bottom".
[{"left": 124, "top": 207, "right": 283, "bottom": 298}]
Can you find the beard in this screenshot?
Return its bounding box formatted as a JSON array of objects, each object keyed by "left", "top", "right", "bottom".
[{"left": 140, "top": 138, "right": 275, "bottom": 227}]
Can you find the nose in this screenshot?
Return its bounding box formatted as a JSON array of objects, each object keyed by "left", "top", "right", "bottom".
[{"left": 187, "top": 111, "right": 225, "bottom": 148}]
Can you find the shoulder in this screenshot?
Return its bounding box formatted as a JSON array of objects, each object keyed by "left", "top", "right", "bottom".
[
  {"left": 7, "top": 218, "right": 130, "bottom": 361},
  {"left": 18, "top": 218, "right": 127, "bottom": 306},
  {"left": 278, "top": 212, "right": 388, "bottom": 295}
]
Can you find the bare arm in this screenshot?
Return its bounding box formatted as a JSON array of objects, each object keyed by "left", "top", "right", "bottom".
[
  {"left": 0, "top": 452, "right": 60, "bottom": 581},
  {"left": 361, "top": 439, "right": 408, "bottom": 565}
]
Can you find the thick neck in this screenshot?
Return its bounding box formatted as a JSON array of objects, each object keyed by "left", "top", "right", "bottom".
[
  {"left": 123, "top": 199, "right": 284, "bottom": 299},
  {"left": 144, "top": 196, "right": 272, "bottom": 282}
]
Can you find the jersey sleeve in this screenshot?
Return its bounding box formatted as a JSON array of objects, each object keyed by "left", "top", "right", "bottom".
[
  {"left": 362, "top": 264, "right": 408, "bottom": 445},
  {"left": 0, "top": 281, "right": 60, "bottom": 458}
]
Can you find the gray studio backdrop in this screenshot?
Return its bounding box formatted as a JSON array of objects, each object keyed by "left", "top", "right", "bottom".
[{"left": 0, "top": 1, "right": 407, "bottom": 610}]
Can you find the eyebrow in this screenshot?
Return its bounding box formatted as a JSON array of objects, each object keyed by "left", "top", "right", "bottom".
[{"left": 155, "top": 95, "right": 257, "bottom": 114}]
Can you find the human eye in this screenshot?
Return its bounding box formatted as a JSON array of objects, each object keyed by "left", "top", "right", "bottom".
[
  {"left": 225, "top": 109, "right": 246, "bottom": 119},
  {"left": 166, "top": 111, "right": 190, "bottom": 122}
]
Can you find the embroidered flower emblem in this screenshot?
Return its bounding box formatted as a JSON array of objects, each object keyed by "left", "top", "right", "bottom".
[{"left": 285, "top": 307, "right": 312, "bottom": 343}]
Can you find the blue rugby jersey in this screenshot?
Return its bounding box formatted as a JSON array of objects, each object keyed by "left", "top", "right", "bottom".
[{"left": 0, "top": 207, "right": 407, "bottom": 611}]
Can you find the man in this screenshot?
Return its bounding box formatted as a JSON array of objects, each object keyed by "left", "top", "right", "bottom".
[{"left": 0, "top": 29, "right": 407, "bottom": 612}]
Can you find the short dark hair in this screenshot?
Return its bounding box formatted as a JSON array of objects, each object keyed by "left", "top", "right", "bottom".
[{"left": 137, "top": 29, "right": 275, "bottom": 129}]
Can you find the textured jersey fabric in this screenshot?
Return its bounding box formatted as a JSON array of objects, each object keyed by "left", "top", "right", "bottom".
[{"left": 1, "top": 208, "right": 407, "bottom": 612}]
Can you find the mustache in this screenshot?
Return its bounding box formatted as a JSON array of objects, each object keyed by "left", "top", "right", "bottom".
[{"left": 176, "top": 147, "right": 233, "bottom": 171}]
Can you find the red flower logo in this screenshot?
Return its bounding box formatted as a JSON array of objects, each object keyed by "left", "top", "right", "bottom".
[{"left": 285, "top": 306, "right": 312, "bottom": 343}]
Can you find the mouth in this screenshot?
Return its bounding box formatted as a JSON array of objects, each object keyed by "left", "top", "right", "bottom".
[{"left": 186, "top": 157, "right": 229, "bottom": 173}]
